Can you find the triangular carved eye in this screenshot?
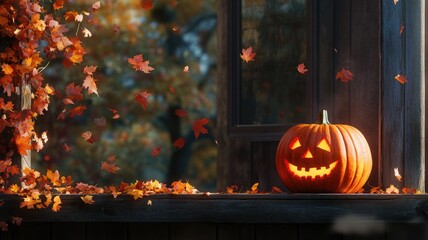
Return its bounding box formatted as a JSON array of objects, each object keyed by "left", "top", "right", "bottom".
[
  {"left": 317, "top": 138, "right": 331, "bottom": 152},
  {"left": 289, "top": 137, "right": 301, "bottom": 150}
]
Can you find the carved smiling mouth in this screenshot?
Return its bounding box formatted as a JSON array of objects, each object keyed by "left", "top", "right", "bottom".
[{"left": 285, "top": 160, "right": 338, "bottom": 179}]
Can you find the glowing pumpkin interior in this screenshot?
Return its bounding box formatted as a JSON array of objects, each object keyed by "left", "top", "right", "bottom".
[{"left": 285, "top": 137, "right": 338, "bottom": 180}]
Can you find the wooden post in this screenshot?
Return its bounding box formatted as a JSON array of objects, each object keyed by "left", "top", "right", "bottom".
[
  {"left": 382, "top": 0, "right": 425, "bottom": 191},
  {"left": 21, "top": 79, "right": 31, "bottom": 170}
]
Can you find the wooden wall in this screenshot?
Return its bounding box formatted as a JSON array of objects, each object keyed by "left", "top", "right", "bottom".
[{"left": 1, "top": 222, "right": 427, "bottom": 240}]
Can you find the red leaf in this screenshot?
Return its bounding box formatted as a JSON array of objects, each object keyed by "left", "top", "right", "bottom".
[
  {"left": 336, "top": 68, "right": 353, "bottom": 83},
  {"left": 63, "top": 143, "right": 71, "bottom": 152},
  {"left": 84, "top": 66, "right": 97, "bottom": 75},
  {"left": 65, "top": 83, "right": 84, "bottom": 101},
  {"left": 82, "top": 131, "right": 96, "bottom": 144},
  {"left": 173, "top": 138, "right": 185, "bottom": 149},
  {"left": 128, "top": 54, "right": 154, "bottom": 73},
  {"left": 62, "top": 98, "right": 75, "bottom": 105},
  {"left": 395, "top": 74, "right": 407, "bottom": 84},
  {"left": 108, "top": 108, "right": 120, "bottom": 119},
  {"left": 101, "top": 161, "right": 120, "bottom": 174},
  {"left": 69, "top": 105, "right": 87, "bottom": 118},
  {"left": 151, "top": 147, "right": 161, "bottom": 157},
  {"left": 135, "top": 90, "right": 151, "bottom": 110},
  {"left": 141, "top": 0, "right": 154, "bottom": 10},
  {"left": 53, "top": 0, "right": 65, "bottom": 10},
  {"left": 297, "top": 63, "right": 308, "bottom": 75},
  {"left": 192, "top": 118, "right": 209, "bottom": 139},
  {"left": 240, "top": 47, "right": 256, "bottom": 63},
  {"left": 174, "top": 108, "right": 187, "bottom": 117}
]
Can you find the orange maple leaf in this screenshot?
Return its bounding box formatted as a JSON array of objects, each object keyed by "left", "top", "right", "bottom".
[
  {"left": 52, "top": 196, "right": 62, "bottom": 212},
  {"left": 83, "top": 75, "right": 98, "bottom": 96},
  {"left": 192, "top": 118, "right": 209, "bottom": 139},
  {"left": 173, "top": 137, "right": 185, "bottom": 149},
  {"left": 128, "top": 54, "right": 154, "bottom": 73},
  {"left": 15, "top": 135, "right": 31, "bottom": 156},
  {"left": 240, "top": 47, "right": 256, "bottom": 63},
  {"left": 53, "top": 0, "right": 65, "bottom": 10},
  {"left": 82, "top": 131, "right": 96, "bottom": 144},
  {"left": 69, "top": 105, "right": 87, "bottom": 118},
  {"left": 271, "top": 186, "right": 283, "bottom": 193},
  {"left": 297, "top": 63, "right": 308, "bottom": 75},
  {"left": 1, "top": 64, "right": 13, "bottom": 75},
  {"left": 226, "top": 185, "right": 238, "bottom": 193},
  {"left": 395, "top": 74, "right": 407, "bottom": 84},
  {"left": 101, "top": 161, "right": 120, "bottom": 174},
  {"left": 336, "top": 68, "right": 353, "bottom": 83},
  {"left": 385, "top": 184, "right": 399, "bottom": 194},
  {"left": 135, "top": 90, "right": 151, "bottom": 110},
  {"left": 81, "top": 195, "right": 95, "bottom": 204}
]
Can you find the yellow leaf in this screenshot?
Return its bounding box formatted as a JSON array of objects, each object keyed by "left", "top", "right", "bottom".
[
  {"left": 52, "top": 196, "right": 62, "bottom": 212},
  {"left": 81, "top": 195, "right": 94, "bottom": 204}
]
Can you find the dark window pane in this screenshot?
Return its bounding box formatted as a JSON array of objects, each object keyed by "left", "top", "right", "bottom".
[{"left": 240, "top": 0, "right": 307, "bottom": 125}]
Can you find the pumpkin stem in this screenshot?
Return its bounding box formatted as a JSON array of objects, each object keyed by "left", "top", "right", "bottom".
[{"left": 318, "top": 110, "right": 330, "bottom": 124}]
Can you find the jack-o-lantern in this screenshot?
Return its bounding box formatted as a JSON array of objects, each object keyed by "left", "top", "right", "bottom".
[{"left": 275, "top": 110, "right": 372, "bottom": 193}]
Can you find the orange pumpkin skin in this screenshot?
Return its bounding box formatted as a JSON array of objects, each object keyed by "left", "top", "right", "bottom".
[{"left": 275, "top": 111, "right": 372, "bottom": 193}]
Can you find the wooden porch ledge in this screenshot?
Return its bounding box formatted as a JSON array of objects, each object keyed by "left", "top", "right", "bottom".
[{"left": 1, "top": 194, "right": 428, "bottom": 223}]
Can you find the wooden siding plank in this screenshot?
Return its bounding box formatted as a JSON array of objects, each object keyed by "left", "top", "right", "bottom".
[
  {"left": 51, "top": 222, "right": 86, "bottom": 240},
  {"left": 299, "top": 224, "right": 341, "bottom": 240},
  {"left": 381, "top": 0, "right": 405, "bottom": 189},
  {"left": 255, "top": 224, "right": 297, "bottom": 240},
  {"left": 128, "top": 223, "right": 169, "bottom": 240},
  {"left": 170, "top": 223, "right": 216, "bottom": 240},
  {"left": 1, "top": 194, "right": 428, "bottom": 223},
  {"left": 86, "top": 223, "right": 127, "bottom": 240},
  {"left": 349, "top": 0, "right": 381, "bottom": 187},
  {"left": 317, "top": 0, "right": 335, "bottom": 115},
  {"left": 386, "top": 223, "right": 427, "bottom": 240},
  {"left": 333, "top": 0, "right": 351, "bottom": 124},
  {"left": 8, "top": 223, "right": 51, "bottom": 240},
  {"left": 217, "top": 223, "right": 255, "bottom": 240},
  {"left": 403, "top": 0, "right": 425, "bottom": 191}
]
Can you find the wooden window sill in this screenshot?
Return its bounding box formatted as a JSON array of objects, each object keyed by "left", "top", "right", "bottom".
[{"left": 1, "top": 194, "right": 428, "bottom": 223}]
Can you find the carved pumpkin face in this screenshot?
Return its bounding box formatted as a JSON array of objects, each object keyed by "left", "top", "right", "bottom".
[{"left": 275, "top": 110, "right": 372, "bottom": 193}]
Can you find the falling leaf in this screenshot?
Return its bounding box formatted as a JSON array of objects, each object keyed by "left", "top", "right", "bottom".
[
  {"left": 62, "top": 98, "right": 75, "bottom": 105},
  {"left": 75, "top": 14, "right": 83, "bottom": 22},
  {"left": 69, "top": 105, "right": 87, "bottom": 118},
  {"left": 92, "top": 1, "right": 101, "bottom": 11},
  {"left": 394, "top": 0, "right": 399, "bottom": 4},
  {"left": 128, "top": 54, "right": 154, "bottom": 73},
  {"left": 151, "top": 147, "right": 161, "bottom": 157},
  {"left": 82, "top": 131, "right": 96, "bottom": 144},
  {"left": 192, "top": 118, "right": 209, "bottom": 139},
  {"left": 52, "top": 196, "right": 62, "bottom": 212},
  {"left": 82, "top": 28, "right": 92, "bottom": 37},
  {"left": 297, "top": 63, "right": 308, "bottom": 75},
  {"left": 248, "top": 182, "right": 259, "bottom": 194},
  {"left": 147, "top": 200, "right": 152, "bottom": 206},
  {"left": 81, "top": 195, "right": 95, "bottom": 204},
  {"left": 173, "top": 138, "right": 185, "bottom": 149},
  {"left": 174, "top": 108, "right": 187, "bottom": 117},
  {"left": 83, "top": 75, "right": 98, "bottom": 96},
  {"left": 394, "top": 168, "right": 403, "bottom": 182},
  {"left": 271, "top": 186, "right": 283, "bottom": 193},
  {"left": 63, "top": 143, "right": 71, "bottom": 152},
  {"left": 101, "top": 161, "right": 120, "bottom": 174},
  {"left": 336, "top": 68, "right": 353, "bottom": 83},
  {"left": 400, "top": 24, "right": 404, "bottom": 35},
  {"left": 183, "top": 66, "right": 189, "bottom": 73},
  {"left": 142, "top": 0, "right": 154, "bottom": 10},
  {"left": 108, "top": 108, "right": 120, "bottom": 119},
  {"left": 240, "top": 47, "right": 256, "bottom": 63},
  {"left": 135, "top": 90, "right": 151, "bottom": 110},
  {"left": 386, "top": 184, "right": 399, "bottom": 194},
  {"left": 64, "top": 11, "right": 79, "bottom": 22},
  {"left": 395, "top": 74, "right": 407, "bottom": 84}
]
